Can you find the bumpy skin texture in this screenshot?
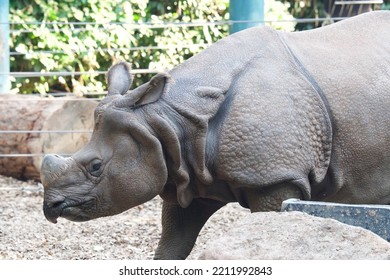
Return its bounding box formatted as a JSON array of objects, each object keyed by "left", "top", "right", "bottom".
[{"left": 41, "top": 12, "right": 390, "bottom": 259}]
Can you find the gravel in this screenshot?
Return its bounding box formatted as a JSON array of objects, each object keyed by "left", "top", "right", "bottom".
[{"left": 0, "top": 175, "right": 249, "bottom": 260}]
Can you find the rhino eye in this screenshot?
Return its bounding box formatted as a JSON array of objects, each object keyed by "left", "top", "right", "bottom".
[
  {"left": 88, "top": 159, "right": 103, "bottom": 177},
  {"left": 92, "top": 162, "right": 101, "bottom": 171}
]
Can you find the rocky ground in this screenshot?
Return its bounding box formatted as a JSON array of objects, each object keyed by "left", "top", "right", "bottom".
[{"left": 0, "top": 175, "right": 249, "bottom": 260}]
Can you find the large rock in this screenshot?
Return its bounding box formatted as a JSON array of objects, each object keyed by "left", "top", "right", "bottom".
[{"left": 199, "top": 211, "right": 390, "bottom": 260}]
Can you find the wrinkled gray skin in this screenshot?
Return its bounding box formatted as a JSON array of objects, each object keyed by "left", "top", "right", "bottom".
[{"left": 41, "top": 11, "right": 390, "bottom": 259}]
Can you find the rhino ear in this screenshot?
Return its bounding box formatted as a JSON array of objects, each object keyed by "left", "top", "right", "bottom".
[
  {"left": 125, "top": 72, "right": 171, "bottom": 107},
  {"left": 107, "top": 61, "right": 133, "bottom": 96}
]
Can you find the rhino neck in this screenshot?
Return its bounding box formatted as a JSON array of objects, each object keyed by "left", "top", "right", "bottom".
[{"left": 143, "top": 100, "right": 217, "bottom": 208}]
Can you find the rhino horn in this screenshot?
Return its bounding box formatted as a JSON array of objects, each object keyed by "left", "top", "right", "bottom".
[
  {"left": 106, "top": 61, "right": 133, "bottom": 96},
  {"left": 40, "top": 154, "right": 71, "bottom": 187}
]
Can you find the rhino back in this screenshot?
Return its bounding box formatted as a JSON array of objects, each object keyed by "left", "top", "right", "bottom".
[{"left": 280, "top": 11, "right": 390, "bottom": 203}]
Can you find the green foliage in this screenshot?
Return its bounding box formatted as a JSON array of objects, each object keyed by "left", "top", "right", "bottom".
[
  {"left": 10, "top": 0, "right": 229, "bottom": 94},
  {"left": 280, "top": 0, "right": 327, "bottom": 30},
  {"left": 10, "top": 0, "right": 297, "bottom": 95},
  {"left": 265, "top": 0, "right": 296, "bottom": 31},
  {"left": 9, "top": 1, "right": 387, "bottom": 94},
  {"left": 281, "top": 0, "right": 388, "bottom": 30}
]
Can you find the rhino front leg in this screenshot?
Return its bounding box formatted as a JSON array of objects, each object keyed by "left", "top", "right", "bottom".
[{"left": 154, "top": 198, "right": 225, "bottom": 260}]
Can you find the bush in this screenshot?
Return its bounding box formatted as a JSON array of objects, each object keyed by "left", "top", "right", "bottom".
[
  {"left": 10, "top": 0, "right": 295, "bottom": 95},
  {"left": 10, "top": 0, "right": 229, "bottom": 95},
  {"left": 265, "top": 0, "right": 296, "bottom": 31}
]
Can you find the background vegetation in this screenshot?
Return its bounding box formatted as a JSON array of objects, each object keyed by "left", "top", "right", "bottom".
[
  {"left": 9, "top": 0, "right": 388, "bottom": 95},
  {"left": 10, "top": 0, "right": 230, "bottom": 94}
]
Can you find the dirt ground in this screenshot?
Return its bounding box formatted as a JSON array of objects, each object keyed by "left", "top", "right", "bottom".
[{"left": 0, "top": 175, "right": 249, "bottom": 260}]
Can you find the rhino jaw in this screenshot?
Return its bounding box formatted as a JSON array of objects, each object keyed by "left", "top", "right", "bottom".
[
  {"left": 43, "top": 199, "right": 95, "bottom": 224},
  {"left": 43, "top": 199, "right": 80, "bottom": 224}
]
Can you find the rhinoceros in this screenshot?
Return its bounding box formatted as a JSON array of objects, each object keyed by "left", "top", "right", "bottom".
[{"left": 41, "top": 11, "right": 390, "bottom": 259}]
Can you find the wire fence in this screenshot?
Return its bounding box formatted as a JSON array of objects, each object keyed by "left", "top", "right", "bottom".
[
  {"left": 0, "top": 15, "right": 371, "bottom": 161},
  {"left": 2, "top": 17, "right": 348, "bottom": 93}
]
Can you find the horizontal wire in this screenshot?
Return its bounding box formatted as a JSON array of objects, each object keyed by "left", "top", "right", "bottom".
[
  {"left": 1, "top": 68, "right": 160, "bottom": 77},
  {"left": 6, "top": 19, "right": 230, "bottom": 26},
  {"left": 1, "top": 97, "right": 103, "bottom": 101},
  {"left": 9, "top": 20, "right": 230, "bottom": 34},
  {"left": 3, "top": 17, "right": 348, "bottom": 27},
  {"left": 0, "top": 186, "right": 43, "bottom": 192},
  {"left": 334, "top": 0, "right": 383, "bottom": 4},
  {"left": 42, "top": 92, "right": 106, "bottom": 96},
  {"left": 4, "top": 17, "right": 350, "bottom": 34},
  {"left": 0, "top": 91, "right": 106, "bottom": 98},
  {"left": 0, "top": 153, "right": 71, "bottom": 158},
  {"left": 9, "top": 43, "right": 211, "bottom": 56},
  {"left": 0, "top": 130, "right": 92, "bottom": 134}
]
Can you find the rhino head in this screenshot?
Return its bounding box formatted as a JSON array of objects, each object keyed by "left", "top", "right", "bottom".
[{"left": 41, "top": 62, "right": 170, "bottom": 223}]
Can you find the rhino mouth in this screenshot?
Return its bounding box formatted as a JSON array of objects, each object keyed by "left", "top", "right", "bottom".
[{"left": 43, "top": 199, "right": 95, "bottom": 223}]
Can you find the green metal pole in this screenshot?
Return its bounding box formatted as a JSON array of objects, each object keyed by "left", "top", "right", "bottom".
[
  {"left": 0, "top": 0, "right": 9, "bottom": 93},
  {"left": 229, "top": 0, "right": 264, "bottom": 34}
]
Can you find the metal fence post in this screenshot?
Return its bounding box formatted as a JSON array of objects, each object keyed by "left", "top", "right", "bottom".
[
  {"left": 229, "top": 0, "right": 264, "bottom": 34},
  {"left": 0, "top": 0, "right": 9, "bottom": 93}
]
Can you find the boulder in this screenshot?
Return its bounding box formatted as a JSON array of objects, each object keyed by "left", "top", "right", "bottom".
[{"left": 199, "top": 211, "right": 390, "bottom": 260}]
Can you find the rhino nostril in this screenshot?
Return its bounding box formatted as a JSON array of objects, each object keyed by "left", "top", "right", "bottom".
[
  {"left": 52, "top": 201, "right": 64, "bottom": 208},
  {"left": 45, "top": 200, "right": 65, "bottom": 209}
]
